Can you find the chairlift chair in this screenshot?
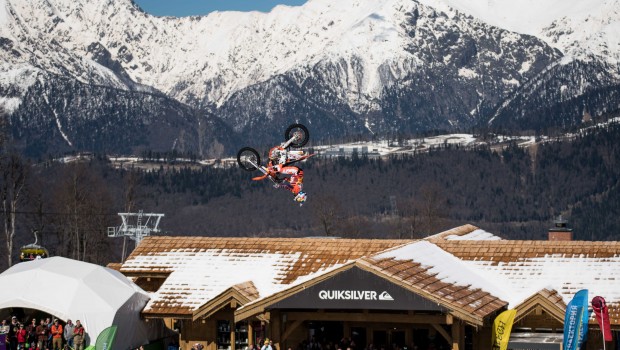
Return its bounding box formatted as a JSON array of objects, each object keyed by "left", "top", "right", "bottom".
[{"left": 19, "top": 230, "right": 49, "bottom": 262}]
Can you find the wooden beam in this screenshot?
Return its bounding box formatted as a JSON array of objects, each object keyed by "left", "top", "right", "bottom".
[
  {"left": 405, "top": 329, "right": 413, "bottom": 347},
  {"left": 281, "top": 320, "right": 304, "bottom": 344},
  {"left": 431, "top": 324, "right": 452, "bottom": 345},
  {"left": 271, "top": 311, "right": 281, "bottom": 348},
  {"left": 230, "top": 319, "right": 236, "bottom": 350},
  {"left": 450, "top": 321, "right": 464, "bottom": 350},
  {"left": 514, "top": 294, "right": 565, "bottom": 325},
  {"left": 285, "top": 312, "right": 449, "bottom": 324},
  {"left": 123, "top": 272, "right": 171, "bottom": 279},
  {"left": 194, "top": 290, "right": 249, "bottom": 321},
  {"left": 248, "top": 323, "right": 254, "bottom": 348}
]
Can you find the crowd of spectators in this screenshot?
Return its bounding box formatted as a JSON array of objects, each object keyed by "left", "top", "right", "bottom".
[
  {"left": 291, "top": 336, "right": 439, "bottom": 350},
  {"left": 0, "top": 316, "right": 85, "bottom": 350}
]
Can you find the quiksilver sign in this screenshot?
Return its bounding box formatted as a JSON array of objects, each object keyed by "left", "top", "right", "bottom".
[
  {"left": 270, "top": 267, "right": 446, "bottom": 311},
  {"left": 318, "top": 290, "right": 394, "bottom": 301}
]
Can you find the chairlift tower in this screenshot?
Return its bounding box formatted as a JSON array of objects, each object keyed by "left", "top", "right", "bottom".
[{"left": 108, "top": 211, "right": 164, "bottom": 255}]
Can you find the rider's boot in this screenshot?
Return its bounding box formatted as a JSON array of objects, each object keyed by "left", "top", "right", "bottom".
[
  {"left": 289, "top": 175, "right": 306, "bottom": 203},
  {"left": 294, "top": 191, "right": 307, "bottom": 203}
]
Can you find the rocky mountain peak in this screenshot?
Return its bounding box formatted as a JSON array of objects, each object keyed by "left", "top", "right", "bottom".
[{"left": 1, "top": 0, "right": 620, "bottom": 157}]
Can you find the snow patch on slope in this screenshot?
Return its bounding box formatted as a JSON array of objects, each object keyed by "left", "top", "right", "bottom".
[
  {"left": 42, "top": 93, "right": 73, "bottom": 147},
  {"left": 0, "top": 0, "right": 8, "bottom": 25},
  {"left": 0, "top": 65, "right": 39, "bottom": 91},
  {"left": 418, "top": 0, "right": 620, "bottom": 62},
  {"left": 0, "top": 65, "right": 42, "bottom": 112},
  {"left": 0, "top": 97, "right": 20, "bottom": 113}
]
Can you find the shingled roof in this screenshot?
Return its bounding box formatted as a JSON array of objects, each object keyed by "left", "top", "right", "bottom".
[
  {"left": 120, "top": 236, "right": 410, "bottom": 317},
  {"left": 357, "top": 240, "right": 508, "bottom": 325},
  {"left": 432, "top": 227, "right": 620, "bottom": 325},
  {"left": 118, "top": 225, "right": 620, "bottom": 327},
  {"left": 235, "top": 228, "right": 510, "bottom": 326}
]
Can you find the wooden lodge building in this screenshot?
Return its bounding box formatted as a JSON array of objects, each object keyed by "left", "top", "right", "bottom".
[{"left": 112, "top": 224, "right": 620, "bottom": 350}]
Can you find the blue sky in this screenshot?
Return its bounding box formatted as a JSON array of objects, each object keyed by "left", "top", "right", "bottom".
[{"left": 133, "top": 0, "right": 308, "bottom": 17}]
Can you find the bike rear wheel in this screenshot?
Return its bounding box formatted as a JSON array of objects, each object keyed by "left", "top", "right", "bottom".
[
  {"left": 284, "top": 123, "right": 309, "bottom": 148},
  {"left": 237, "top": 147, "right": 261, "bottom": 171}
]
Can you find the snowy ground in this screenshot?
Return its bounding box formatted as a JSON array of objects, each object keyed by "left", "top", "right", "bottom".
[
  {"left": 99, "top": 132, "right": 537, "bottom": 171},
  {"left": 312, "top": 133, "right": 536, "bottom": 158},
  {"left": 68, "top": 117, "right": 619, "bottom": 171}
]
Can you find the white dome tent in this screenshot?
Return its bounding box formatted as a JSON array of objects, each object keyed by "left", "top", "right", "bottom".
[{"left": 0, "top": 257, "right": 161, "bottom": 349}]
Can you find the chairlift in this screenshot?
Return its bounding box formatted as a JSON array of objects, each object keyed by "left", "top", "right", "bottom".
[{"left": 19, "top": 230, "right": 49, "bottom": 262}]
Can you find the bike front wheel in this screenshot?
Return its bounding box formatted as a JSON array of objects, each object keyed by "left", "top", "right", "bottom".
[{"left": 237, "top": 147, "right": 261, "bottom": 171}]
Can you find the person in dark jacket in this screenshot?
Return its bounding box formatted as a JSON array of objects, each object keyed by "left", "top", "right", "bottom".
[
  {"left": 9, "top": 316, "right": 19, "bottom": 350},
  {"left": 26, "top": 319, "right": 37, "bottom": 348},
  {"left": 36, "top": 320, "right": 48, "bottom": 350}
]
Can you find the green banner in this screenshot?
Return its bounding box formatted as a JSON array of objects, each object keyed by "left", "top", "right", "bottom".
[{"left": 95, "top": 326, "right": 118, "bottom": 350}]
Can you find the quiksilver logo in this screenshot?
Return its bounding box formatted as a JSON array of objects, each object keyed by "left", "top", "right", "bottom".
[
  {"left": 318, "top": 290, "right": 394, "bottom": 301},
  {"left": 379, "top": 291, "right": 394, "bottom": 300}
]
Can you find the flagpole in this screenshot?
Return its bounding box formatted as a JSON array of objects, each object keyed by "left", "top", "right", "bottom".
[{"left": 601, "top": 311, "right": 606, "bottom": 350}]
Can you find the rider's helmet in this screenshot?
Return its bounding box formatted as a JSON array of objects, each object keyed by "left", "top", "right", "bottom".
[{"left": 269, "top": 147, "right": 287, "bottom": 165}]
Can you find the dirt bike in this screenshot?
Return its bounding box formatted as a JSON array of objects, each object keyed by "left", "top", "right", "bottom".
[{"left": 237, "top": 123, "right": 315, "bottom": 185}]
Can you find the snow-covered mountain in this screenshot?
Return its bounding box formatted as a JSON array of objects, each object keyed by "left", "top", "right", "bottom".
[
  {"left": 422, "top": 0, "right": 620, "bottom": 63},
  {"left": 1, "top": 0, "right": 620, "bottom": 156}
]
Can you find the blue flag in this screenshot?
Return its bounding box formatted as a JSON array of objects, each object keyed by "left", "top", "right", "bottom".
[{"left": 563, "top": 289, "right": 589, "bottom": 350}]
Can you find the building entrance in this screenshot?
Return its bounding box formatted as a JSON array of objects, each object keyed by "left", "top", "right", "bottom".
[
  {"left": 371, "top": 329, "right": 406, "bottom": 349},
  {"left": 411, "top": 327, "right": 449, "bottom": 350},
  {"left": 351, "top": 327, "right": 367, "bottom": 350},
  {"left": 307, "top": 321, "right": 344, "bottom": 346}
]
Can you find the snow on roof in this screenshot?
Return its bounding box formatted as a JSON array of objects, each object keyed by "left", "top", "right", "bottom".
[
  {"left": 120, "top": 226, "right": 620, "bottom": 324},
  {"left": 444, "top": 228, "right": 502, "bottom": 241},
  {"left": 368, "top": 226, "right": 620, "bottom": 323},
  {"left": 133, "top": 249, "right": 303, "bottom": 313},
  {"left": 426, "top": 224, "right": 503, "bottom": 241},
  {"left": 121, "top": 236, "right": 409, "bottom": 315},
  {"left": 373, "top": 240, "right": 511, "bottom": 303},
  {"left": 436, "top": 240, "right": 620, "bottom": 323},
  {"left": 459, "top": 249, "right": 620, "bottom": 306}
]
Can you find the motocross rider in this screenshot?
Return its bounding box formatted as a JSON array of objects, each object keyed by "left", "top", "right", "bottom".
[{"left": 268, "top": 146, "right": 307, "bottom": 203}]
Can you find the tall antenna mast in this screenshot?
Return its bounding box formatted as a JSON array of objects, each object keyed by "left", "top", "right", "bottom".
[{"left": 108, "top": 210, "right": 164, "bottom": 261}]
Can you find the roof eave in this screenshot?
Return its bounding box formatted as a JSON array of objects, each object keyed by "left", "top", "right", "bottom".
[
  {"left": 354, "top": 260, "right": 494, "bottom": 327},
  {"left": 142, "top": 311, "right": 193, "bottom": 319},
  {"left": 513, "top": 289, "right": 566, "bottom": 325},
  {"left": 235, "top": 262, "right": 357, "bottom": 322},
  {"left": 193, "top": 287, "right": 252, "bottom": 321}
]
